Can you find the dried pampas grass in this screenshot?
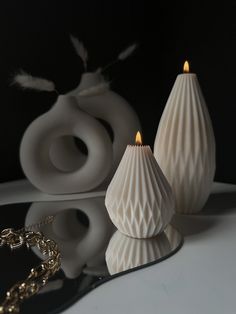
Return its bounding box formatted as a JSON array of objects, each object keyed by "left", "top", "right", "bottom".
[
  {"left": 70, "top": 35, "right": 88, "bottom": 70},
  {"left": 118, "top": 43, "right": 138, "bottom": 61},
  {"left": 13, "top": 70, "right": 56, "bottom": 92}
]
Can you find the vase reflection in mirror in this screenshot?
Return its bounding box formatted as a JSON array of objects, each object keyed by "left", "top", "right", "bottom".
[
  {"left": 25, "top": 198, "right": 114, "bottom": 279},
  {"left": 105, "top": 225, "right": 182, "bottom": 275},
  {"left": 154, "top": 61, "right": 216, "bottom": 214}
]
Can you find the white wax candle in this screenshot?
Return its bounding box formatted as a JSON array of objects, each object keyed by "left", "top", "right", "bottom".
[
  {"left": 154, "top": 61, "right": 216, "bottom": 214},
  {"left": 105, "top": 132, "right": 174, "bottom": 239}
]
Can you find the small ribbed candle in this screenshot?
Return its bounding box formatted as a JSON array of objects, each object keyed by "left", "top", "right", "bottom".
[{"left": 105, "top": 132, "right": 174, "bottom": 239}]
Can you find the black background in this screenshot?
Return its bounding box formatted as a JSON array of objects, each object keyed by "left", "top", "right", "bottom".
[{"left": 0, "top": 0, "right": 235, "bottom": 183}]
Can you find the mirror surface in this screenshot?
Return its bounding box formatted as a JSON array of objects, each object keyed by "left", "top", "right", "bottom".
[{"left": 0, "top": 199, "right": 183, "bottom": 313}]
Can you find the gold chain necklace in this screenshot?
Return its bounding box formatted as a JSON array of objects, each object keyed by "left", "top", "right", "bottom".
[{"left": 0, "top": 216, "right": 60, "bottom": 314}]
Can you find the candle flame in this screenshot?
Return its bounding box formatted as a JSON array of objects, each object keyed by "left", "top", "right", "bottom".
[
  {"left": 183, "top": 60, "right": 190, "bottom": 73},
  {"left": 135, "top": 131, "right": 142, "bottom": 145}
]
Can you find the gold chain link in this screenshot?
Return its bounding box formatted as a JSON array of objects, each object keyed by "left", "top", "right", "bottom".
[{"left": 0, "top": 226, "right": 61, "bottom": 313}]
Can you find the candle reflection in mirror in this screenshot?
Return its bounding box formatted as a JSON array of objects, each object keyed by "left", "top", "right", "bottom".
[{"left": 105, "top": 225, "right": 182, "bottom": 275}]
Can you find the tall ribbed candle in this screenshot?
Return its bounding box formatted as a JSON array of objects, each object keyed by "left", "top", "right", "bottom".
[{"left": 154, "top": 61, "right": 216, "bottom": 214}]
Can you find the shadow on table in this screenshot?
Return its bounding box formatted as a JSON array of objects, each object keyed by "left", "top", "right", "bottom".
[
  {"left": 172, "top": 191, "right": 236, "bottom": 236},
  {"left": 171, "top": 214, "right": 218, "bottom": 236},
  {"left": 202, "top": 191, "right": 236, "bottom": 215}
]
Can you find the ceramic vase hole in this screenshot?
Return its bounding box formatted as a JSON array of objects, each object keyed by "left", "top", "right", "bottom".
[
  {"left": 74, "top": 137, "right": 89, "bottom": 155},
  {"left": 49, "top": 136, "right": 88, "bottom": 173},
  {"left": 96, "top": 118, "right": 114, "bottom": 143},
  {"left": 52, "top": 209, "right": 89, "bottom": 241}
]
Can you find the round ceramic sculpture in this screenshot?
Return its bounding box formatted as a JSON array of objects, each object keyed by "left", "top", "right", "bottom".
[
  {"left": 105, "top": 230, "right": 171, "bottom": 275},
  {"left": 154, "top": 72, "right": 216, "bottom": 214},
  {"left": 25, "top": 198, "right": 114, "bottom": 279},
  {"left": 69, "top": 71, "right": 141, "bottom": 183},
  {"left": 20, "top": 95, "right": 113, "bottom": 194},
  {"left": 105, "top": 145, "right": 175, "bottom": 238}
]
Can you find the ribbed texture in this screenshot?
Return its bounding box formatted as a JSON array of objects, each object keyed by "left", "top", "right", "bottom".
[
  {"left": 154, "top": 74, "right": 216, "bottom": 214},
  {"left": 105, "top": 146, "right": 174, "bottom": 238},
  {"left": 105, "top": 230, "right": 171, "bottom": 275}
]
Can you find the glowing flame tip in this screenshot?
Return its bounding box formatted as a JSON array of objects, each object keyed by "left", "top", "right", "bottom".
[
  {"left": 135, "top": 131, "right": 142, "bottom": 145},
  {"left": 183, "top": 60, "right": 190, "bottom": 73}
]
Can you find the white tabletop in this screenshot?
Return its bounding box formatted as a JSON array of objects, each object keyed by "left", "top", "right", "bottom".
[
  {"left": 62, "top": 182, "right": 236, "bottom": 314},
  {"left": 1, "top": 181, "right": 236, "bottom": 314}
]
